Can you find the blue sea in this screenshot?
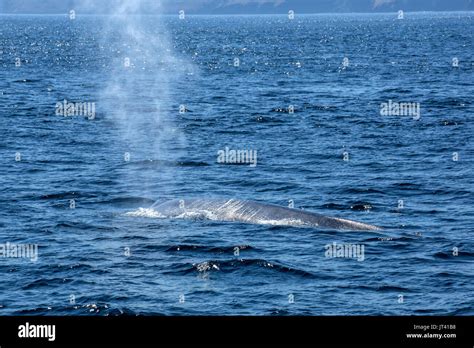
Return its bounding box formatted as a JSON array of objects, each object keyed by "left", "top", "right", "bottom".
[{"left": 0, "top": 12, "right": 473, "bottom": 316}]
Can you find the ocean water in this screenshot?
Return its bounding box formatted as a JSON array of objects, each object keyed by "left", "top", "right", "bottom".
[{"left": 0, "top": 12, "right": 473, "bottom": 316}]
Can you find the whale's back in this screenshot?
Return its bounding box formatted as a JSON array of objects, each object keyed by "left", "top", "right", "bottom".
[{"left": 151, "top": 198, "right": 381, "bottom": 231}]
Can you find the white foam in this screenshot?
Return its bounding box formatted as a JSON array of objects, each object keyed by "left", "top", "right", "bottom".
[
  {"left": 253, "top": 218, "right": 308, "bottom": 227},
  {"left": 194, "top": 261, "right": 220, "bottom": 272},
  {"left": 124, "top": 208, "right": 165, "bottom": 218},
  {"left": 175, "top": 210, "right": 219, "bottom": 221}
]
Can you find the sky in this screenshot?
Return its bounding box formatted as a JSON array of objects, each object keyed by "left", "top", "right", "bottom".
[{"left": 0, "top": 0, "right": 473, "bottom": 14}]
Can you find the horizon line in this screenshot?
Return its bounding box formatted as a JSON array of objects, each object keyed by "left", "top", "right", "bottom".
[{"left": 0, "top": 10, "right": 473, "bottom": 16}]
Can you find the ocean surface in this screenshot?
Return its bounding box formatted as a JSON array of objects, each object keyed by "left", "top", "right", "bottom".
[{"left": 0, "top": 12, "right": 473, "bottom": 316}]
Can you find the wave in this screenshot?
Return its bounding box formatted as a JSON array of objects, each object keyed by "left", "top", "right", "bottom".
[
  {"left": 433, "top": 251, "right": 474, "bottom": 259},
  {"left": 163, "top": 244, "right": 257, "bottom": 254},
  {"left": 21, "top": 277, "right": 74, "bottom": 290},
  {"left": 14, "top": 303, "right": 141, "bottom": 316},
  {"left": 100, "top": 197, "right": 156, "bottom": 206},
  {"left": 12, "top": 79, "right": 42, "bottom": 84},
  {"left": 40, "top": 191, "right": 87, "bottom": 200},
  {"left": 133, "top": 243, "right": 258, "bottom": 255},
  {"left": 123, "top": 160, "right": 209, "bottom": 168},
  {"left": 166, "top": 258, "right": 317, "bottom": 279}
]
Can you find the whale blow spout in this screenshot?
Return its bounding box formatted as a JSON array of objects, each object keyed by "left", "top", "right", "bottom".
[{"left": 148, "top": 198, "right": 382, "bottom": 231}]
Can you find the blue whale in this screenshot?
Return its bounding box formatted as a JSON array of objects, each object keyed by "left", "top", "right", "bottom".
[{"left": 150, "top": 198, "right": 381, "bottom": 231}]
